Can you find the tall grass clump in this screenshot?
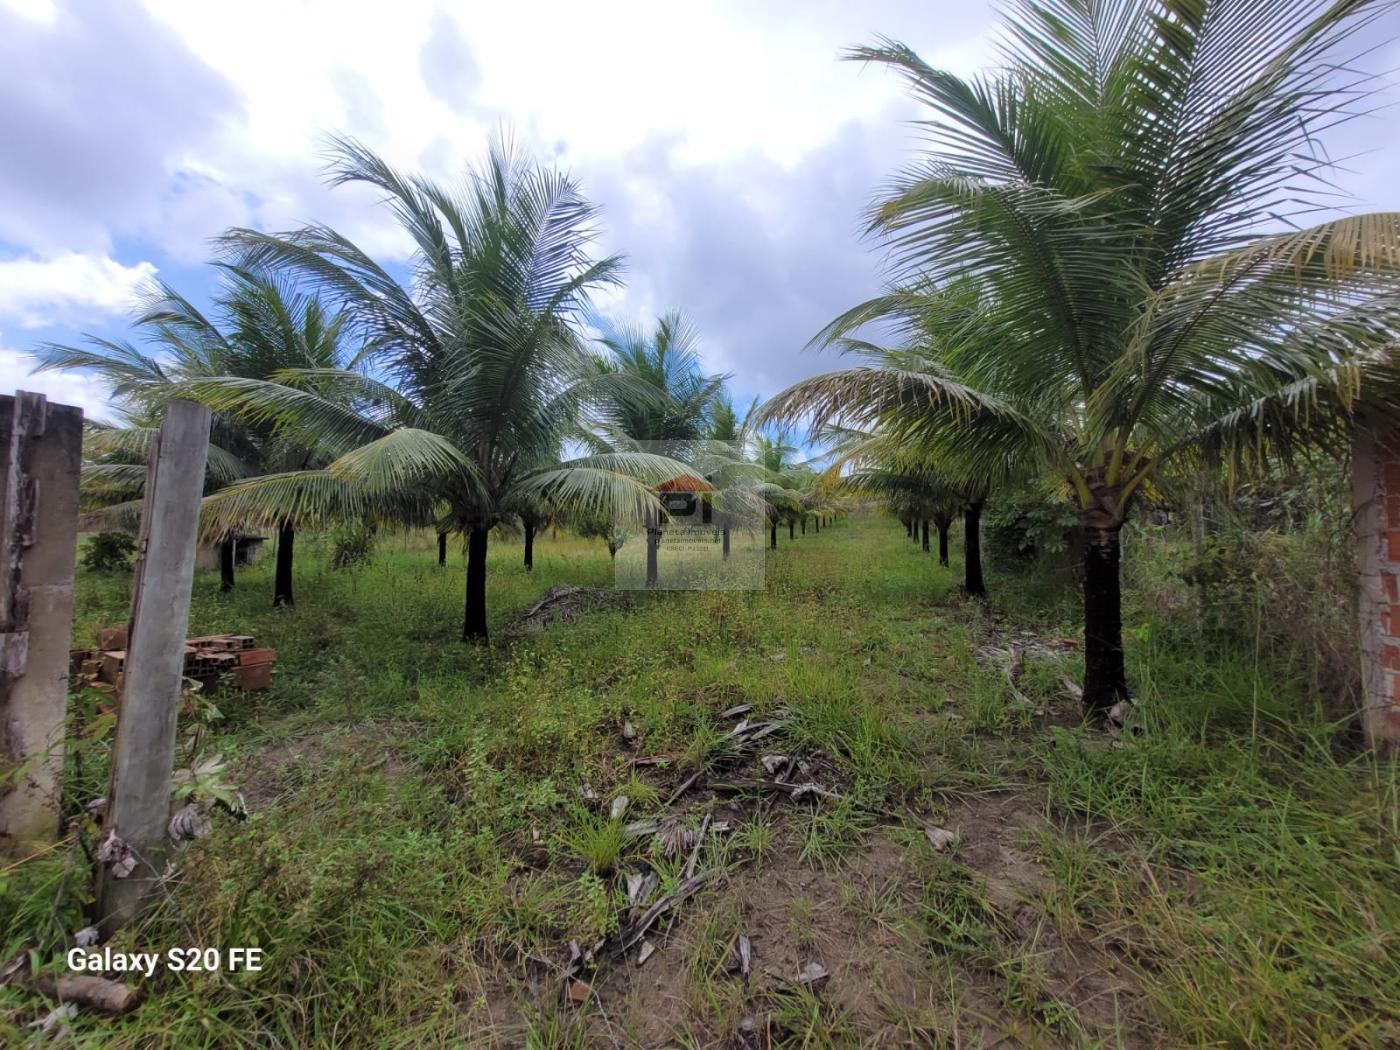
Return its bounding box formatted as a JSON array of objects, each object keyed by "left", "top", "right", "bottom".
[{"left": 1036, "top": 644, "right": 1399, "bottom": 1045}]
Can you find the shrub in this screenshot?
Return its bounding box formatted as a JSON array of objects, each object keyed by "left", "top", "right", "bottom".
[
  {"left": 80, "top": 531, "right": 136, "bottom": 572},
  {"left": 984, "top": 488, "right": 1078, "bottom": 562},
  {"left": 1127, "top": 461, "right": 1356, "bottom": 711},
  {"left": 329, "top": 524, "right": 376, "bottom": 569},
  {"left": 574, "top": 515, "right": 632, "bottom": 559}
]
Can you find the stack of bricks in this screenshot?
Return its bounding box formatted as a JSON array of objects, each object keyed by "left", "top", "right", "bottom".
[
  {"left": 185, "top": 635, "right": 276, "bottom": 691},
  {"left": 69, "top": 627, "right": 277, "bottom": 693},
  {"left": 1353, "top": 426, "right": 1400, "bottom": 756}
]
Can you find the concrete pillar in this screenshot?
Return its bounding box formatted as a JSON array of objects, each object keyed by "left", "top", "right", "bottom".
[
  {"left": 1353, "top": 423, "right": 1400, "bottom": 756},
  {"left": 97, "top": 400, "right": 210, "bottom": 932},
  {"left": 0, "top": 392, "right": 83, "bottom": 856}
]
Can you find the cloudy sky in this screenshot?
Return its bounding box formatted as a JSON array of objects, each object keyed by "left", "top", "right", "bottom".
[{"left": 3, "top": 0, "right": 1400, "bottom": 422}]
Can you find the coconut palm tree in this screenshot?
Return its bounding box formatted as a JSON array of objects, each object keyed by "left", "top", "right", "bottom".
[
  {"left": 183, "top": 136, "right": 684, "bottom": 640},
  {"left": 63, "top": 400, "right": 249, "bottom": 591},
  {"left": 779, "top": 464, "right": 816, "bottom": 540},
  {"left": 696, "top": 394, "right": 766, "bottom": 556},
  {"left": 34, "top": 268, "right": 353, "bottom": 603},
  {"left": 707, "top": 394, "right": 748, "bottom": 445},
  {"left": 589, "top": 312, "right": 731, "bottom": 584},
  {"left": 763, "top": 0, "right": 1400, "bottom": 711}
]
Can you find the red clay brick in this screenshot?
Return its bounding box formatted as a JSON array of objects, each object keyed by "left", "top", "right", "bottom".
[
  {"left": 1386, "top": 531, "right": 1400, "bottom": 562},
  {"left": 232, "top": 664, "right": 272, "bottom": 690}
]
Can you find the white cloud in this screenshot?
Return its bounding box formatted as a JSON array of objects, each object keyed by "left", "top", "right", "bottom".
[
  {"left": 116, "top": 0, "right": 995, "bottom": 275},
  {"left": 137, "top": 0, "right": 993, "bottom": 177},
  {"left": 0, "top": 1, "right": 243, "bottom": 254},
  {"left": 0, "top": 0, "right": 56, "bottom": 24},
  {"left": 5, "top": 0, "right": 1400, "bottom": 401},
  {"left": 0, "top": 252, "right": 157, "bottom": 328},
  {"left": 0, "top": 345, "right": 116, "bottom": 422}
]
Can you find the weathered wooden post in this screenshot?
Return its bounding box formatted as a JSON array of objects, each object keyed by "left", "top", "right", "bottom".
[
  {"left": 0, "top": 392, "right": 83, "bottom": 856},
  {"left": 97, "top": 399, "right": 210, "bottom": 933},
  {"left": 1352, "top": 420, "right": 1400, "bottom": 756}
]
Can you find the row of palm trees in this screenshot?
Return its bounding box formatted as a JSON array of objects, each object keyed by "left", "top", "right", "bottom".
[
  {"left": 41, "top": 268, "right": 360, "bottom": 606},
  {"left": 40, "top": 0, "right": 1400, "bottom": 710},
  {"left": 38, "top": 139, "right": 835, "bottom": 639}
]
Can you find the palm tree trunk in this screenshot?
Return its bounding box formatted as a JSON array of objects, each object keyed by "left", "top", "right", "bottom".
[
  {"left": 645, "top": 513, "right": 660, "bottom": 588},
  {"left": 523, "top": 519, "right": 536, "bottom": 572},
  {"left": 937, "top": 518, "right": 950, "bottom": 567},
  {"left": 463, "top": 526, "right": 489, "bottom": 641},
  {"left": 905, "top": 518, "right": 913, "bottom": 538},
  {"left": 921, "top": 520, "right": 930, "bottom": 553},
  {"left": 274, "top": 521, "right": 295, "bottom": 607},
  {"left": 1082, "top": 525, "right": 1129, "bottom": 712},
  {"left": 800, "top": 518, "right": 806, "bottom": 535},
  {"left": 722, "top": 526, "right": 730, "bottom": 560},
  {"left": 437, "top": 531, "right": 447, "bottom": 567},
  {"left": 219, "top": 536, "right": 235, "bottom": 593},
  {"left": 814, "top": 516, "right": 820, "bottom": 534},
  {"left": 788, "top": 520, "right": 795, "bottom": 540},
  {"left": 770, "top": 522, "right": 778, "bottom": 548},
  {"left": 962, "top": 501, "right": 985, "bottom": 597},
  {"left": 1190, "top": 488, "right": 1209, "bottom": 623}
]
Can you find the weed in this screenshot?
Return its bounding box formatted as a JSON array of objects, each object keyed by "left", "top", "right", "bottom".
[
  {"left": 561, "top": 809, "right": 629, "bottom": 877},
  {"left": 732, "top": 812, "right": 776, "bottom": 869},
  {"left": 797, "top": 796, "right": 873, "bottom": 867},
  {"left": 617, "top": 770, "right": 660, "bottom": 809}
]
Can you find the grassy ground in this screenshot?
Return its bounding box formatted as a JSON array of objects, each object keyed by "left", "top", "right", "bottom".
[{"left": 2, "top": 518, "right": 1397, "bottom": 1047}]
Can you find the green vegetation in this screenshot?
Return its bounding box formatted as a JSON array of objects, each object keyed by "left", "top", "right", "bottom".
[
  {"left": 78, "top": 532, "right": 136, "bottom": 574},
  {"left": 4, "top": 517, "right": 1395, "bottom": 1046},
  {"left": 7, "top": 3, "right": 1400, "bottom": 1046},
  {"left": 37, "top": 266, "right": 363, "bottom": 604},
  {"left": 760, "top": 0, "right": 1400, "bottom": 712}
]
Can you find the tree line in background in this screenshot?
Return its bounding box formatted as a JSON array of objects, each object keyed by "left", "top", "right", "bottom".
[{"left": 34, "top": 0, "right": 1400, "bottom": 727}]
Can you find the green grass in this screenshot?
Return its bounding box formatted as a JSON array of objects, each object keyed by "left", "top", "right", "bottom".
[{"left": 2, "top": 519, "right": 1397, "bottom": 1047}]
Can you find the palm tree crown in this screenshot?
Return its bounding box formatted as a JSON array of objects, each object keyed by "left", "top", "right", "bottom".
[{"left": 591, "top": 311, "right": 730, "bottom": 451}]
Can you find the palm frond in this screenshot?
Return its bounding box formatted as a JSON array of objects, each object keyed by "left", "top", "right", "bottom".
[
  {"left": 198, "top": 471, "right": 368, "bottom": 536},
  {"left": 176, "top": 376, "right": 387, "bottom": 457},
  {"left": 326, "top": 428, "right": 484, "bottom": 499}
]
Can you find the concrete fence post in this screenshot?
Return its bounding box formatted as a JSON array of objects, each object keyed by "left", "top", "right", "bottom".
[
  {"left": 1353, "top": 422, "right": 1400, "bottom": 756},
  {"left": 0, "top": 392, "right": 83, "bottom": 856},
  {"left": 97, "top": 399, "right": 210, "bottom": 933}
]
